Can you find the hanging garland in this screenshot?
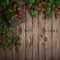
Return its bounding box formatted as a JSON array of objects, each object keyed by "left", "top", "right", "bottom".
[
  {"left": 0, "top": 0, "right": 23, "bottom": 51},
  {"left": 23, "top": 0, "right": 60, "bottom": 18}
]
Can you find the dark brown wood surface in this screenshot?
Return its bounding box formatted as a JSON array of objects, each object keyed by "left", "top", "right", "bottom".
[{"left": 0, "top": 12, "right": 60, "bottom": 60}]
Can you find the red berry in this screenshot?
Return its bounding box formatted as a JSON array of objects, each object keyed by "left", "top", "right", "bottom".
[
  {"left": 55, "top": 15, "right": 58, "bottom": 19},
  {"left": 3, "top": 6, "right": 6, "bottom": 10},
  {"left": 7, "top": 31, "right": 12, "bottom": 35},
  {"left": 18, "top": 15, "right": 22, "bottom": 19},
  {"left": 43, "top": 1, "right": 46, "bottom": 6},
  {"left": 52, "top": 4, "right": 56, "bottom": 10},
  {"left": 57, "top": 4, "right": 60, "bottom": 9},
  {"left": 0, "top": 43, "right": 3, "bottom": 47},
  {"left": 41, "top": 1, "right": 43, "bottom": 5},
  {"left": 14, "top": 41, "right": 19, "bottom": 45},
  {"left": 27, "top": 4, "right": 31, "bottom": 8},
  {"left": 34, "top": 5, "right": 39, "bottom": 10},
  {"left": 23, "top": 5, "right": 26, "bottom": 8},
  {"left": 38, "top": 3, "right": 41, "bottom": 8},
  {"left": 15, "top": 14, "right": 18, "bottom": 17},
  {"left": 1, "top": 34, "right": 5, "bottom": 38},
  {"left": 15, "top": 47, "right": 19, "bottom": 52},
  {"left": 32, "top": 15, "right": 36, "bottom": 18},
  {"left": 9, "top": 45, "right": 13, "bottom": 49},
  {"left": 13, "top": 4, "right": 17, "bottom": 8},
  {"left": 2, "top": 25, "right": 7, "bottom": 28},
  {"left": 18, "top": 11, "right": 22, "bottom": 15},
  {"left": 17, "top": 8, "right": 21, "bottom": 11},
  {"left": 41, "top": 8, "right": 44, "bottom": 12}
]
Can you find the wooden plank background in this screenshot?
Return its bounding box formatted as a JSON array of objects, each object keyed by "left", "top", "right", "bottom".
[{"left": 0, "top": 11, "right": 60, "bottom": 60}]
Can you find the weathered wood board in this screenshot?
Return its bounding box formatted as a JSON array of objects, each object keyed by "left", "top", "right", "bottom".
[{"left": 0, "top": 12, "right": 60, "bottom": 60}]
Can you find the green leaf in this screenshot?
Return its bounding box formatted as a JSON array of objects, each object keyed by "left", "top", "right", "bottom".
[{"left": 8, "top": 26, "right": 14, "bottom": 30}]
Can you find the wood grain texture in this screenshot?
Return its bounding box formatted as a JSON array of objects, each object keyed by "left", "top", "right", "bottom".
[
  {"left": 25, "top": 14, "right": 32, "bottom": 60},
  {"left": 0, "top": 13, "right": 60, "bottom": 60}
]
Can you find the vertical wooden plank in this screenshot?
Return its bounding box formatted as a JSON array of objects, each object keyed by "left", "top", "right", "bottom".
[
  {"left": 19, "top": 22, "right": 25, "bottom": 60},
  {"left": 52, "top": 16, "right": 59, "bottom": 60},
  {"left": 7, "top": 50, "right": 13, "bottom": 60},
  {"left": 39, "top": 13, "right": 45, "bottom": 60},
  {"left": 32, "top": 15, "right": 38, "bottom": 60},
  {"left": 45, "top": 18, "right": 51, "bottom": 60},
  {"left": 58, "top": 17, "right": 60, "bottom": 60},
  {"left": 50, "top": 14, "right": 53, "bottom": 60},
  {"left": 25, "top": 14, "right": 32, "bottom": 60},
  {"left": 13, "top": 26, "right": 19, "bottom": 60},
  {"left": 0, "top": 48, "right": 5, "bottom": 60}
]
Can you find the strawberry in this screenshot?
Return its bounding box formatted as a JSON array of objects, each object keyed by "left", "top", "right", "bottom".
[
  {"left": 23, "top": 5, "right": 26, "bottom": 8},
  {"left": 41, "top": 8, "right": 44, "bottom": 12},
  {"left": 43, "top": 1, "right": 46, "bottom": 6},
  {"left": 2, "top": 25, "right": 7, "bottom": 29},
  {"left": 32, "top": 15, "right": 36, "bottom": 18},
  {"left": 14, "top": 7, "right": 16, "bottom": 11},
  {"left": 52, "top": 4, "right": 56, "bottom": 10},
  {"left": 18, "top": 11, "right": 23, "bottom": 15},
  {"left": 34, "top": 5, "right": 39, "bottom": 10},
  {"left": 15, "top": 14, "right": 19, "bottom": 17},
  {"left": 13, "top": 4, "right": 17, "bottom": 8},
  {"left": 3, "top": 6, "right": 6, "bottom": 10},
  {"left": 18, "top": 15, "right": 22, "bottom": 19},
  {"left": 14, "top": 41, "right": 19, "bottom": 45},
  {"left": 9, "top": 45, "right": 13, "bottom": 49},
  {"left": 7, "top": 31, "right": 12, "bottom": 35},
  {"left": 41, "top": 1, "right": 44, "bottom": 5},
  {"left": 0, "top": 43, "right": 3, "bottom": 47},
  {"left": 15, "top": 47, "right": 19, "bottom": 52},
  {"left": 38, "top": 3, "right": 41, "bottom": 8},
  {"left": 27, "top": 4, "right": 31, "bottom": 8},
  {"left": 57, "top": 4, "right": 60, "bottom": 9},
  {"left": 17, "top": 8, "right": 21, "bottom": 11}
]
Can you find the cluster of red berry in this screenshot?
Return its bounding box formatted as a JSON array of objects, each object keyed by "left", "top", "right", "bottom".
[
  {"left": 23, "top": 1, "right": 60, "bottom": 18},
  {"left": 0, "top": 0, "right": 22, "bottom": 51},
  {"left": 11, "top": 4, "right": 23, "bottom": 21},
  {"left": 0, "top": 22, "right": 21, "bottom": 51}
]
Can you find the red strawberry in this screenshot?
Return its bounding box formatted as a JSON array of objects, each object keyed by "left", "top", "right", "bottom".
[
  {"left": 43, "top": 1, "right": 46, "bottom": 6},
  {"left": 7, "top": 31, "right": 12, "bottom": 35},
  {"left": 2, "top": 25, "right": 7, "bottom": 29},
  {"left": 14, "top": 41, "right": 19, "bottom": 45},
  {"left": 0, "top": 43, "right": 3, "bottom": 47},
  {"left": 34, "top": 5, "right": 39, "bottom": 10},
  {"left": 32, "top": 15, "right": 36, "bottom": 18},
  {"left": 3, "top": 6, "right": 6, "bottom": 10},
  {"left": 55, "top": 15, "right": 58, "bottom": 19},
  {"left": 17, "top": 8, "right": 21, "bottom": 11},
  {"left": 18, "top": 11, "right": 23, "bottom": 15},
  {"left": 52, "top": 4, "right": 56, "bottom": 10},
  {"left": 18, "top": 15, "right": 22, "bottom": 19},
  {"left": 13, "top": 4, "right": 17, "bottom": 8},
  {"left": 15, "top": 47, "right": 19, "bottom": 52},
  {"left": 14, "top": 8, "right": 16, "bottom": 11},
  {"left": 57, "top": 4, "right": 60, "bottom": 9},
  {"left": 15, "top": 14, "right": 19, "bottom": 17},
  {"left": 38, "top": 3, "right": 41, "bottom": 8},
  {"left": 23, "top": 5, "right": 26, "bottom": 8},
  {"left": 41, "top": 8, "right": 44, "bottom": 12},
  {"left": 27, "top": 4, "right": 31, "bottom": 8},
  {"left": 9, "top": 45, "right": 13, "bottom": 49}
]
